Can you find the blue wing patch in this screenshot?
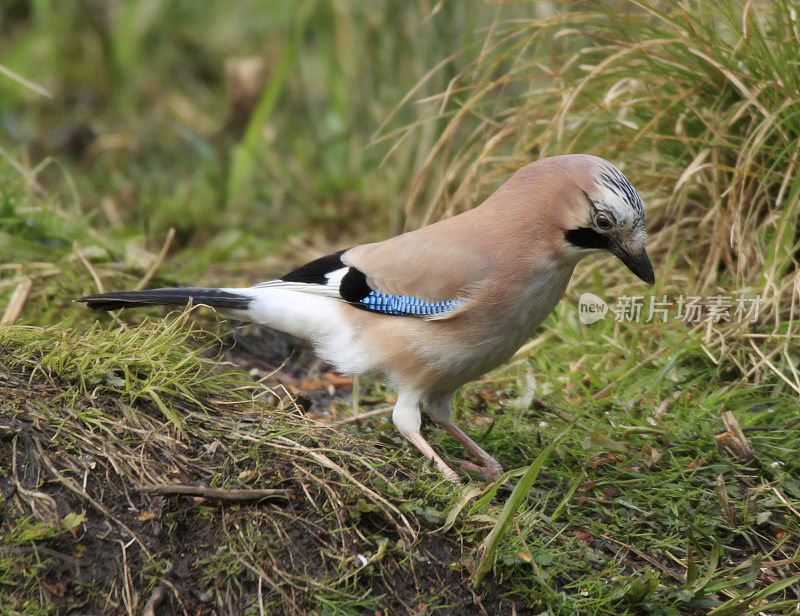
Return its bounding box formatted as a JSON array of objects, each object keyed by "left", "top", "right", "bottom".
[
  {"left": 338, "top": 264, "right": 459, "bottom": 317},
  {"left": 268, "top": 255, "right": 462, "bottom": 317},
  {"left": 361, "top": 291, "right": 459, "bottom": 316}
]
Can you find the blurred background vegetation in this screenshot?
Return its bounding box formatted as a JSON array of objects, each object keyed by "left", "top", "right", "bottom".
[
  {"left": 2, "top": 1, "right": 800, "bottom": 614},
  {"left": 2, "top": 1, "right": 798, "bottom": 383},
  {"left": 1, "top": 0, "right": 502, "bottom": 280}
]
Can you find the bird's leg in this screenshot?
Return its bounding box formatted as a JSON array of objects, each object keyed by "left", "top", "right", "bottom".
[
  {"left": 435, "top": 420, "right": 504, "bottom": 480},
  {"left": 404, "top": 431, "right": 461, "bottom": 484},
  {"left": 393, "top": 391, "right": 461, "bottom": 484},
  {"left": 422, "top": 393, "right": 503, "bottom": 481}
]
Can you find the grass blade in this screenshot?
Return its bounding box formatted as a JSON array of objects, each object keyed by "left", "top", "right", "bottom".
[
  {"left": 472, "top": 423, "right": 572, "bottom": 588},
  {"left": 707, "top": 573, "right": 800, "bottom": 615}
]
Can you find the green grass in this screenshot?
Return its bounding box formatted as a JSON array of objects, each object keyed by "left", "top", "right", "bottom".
[
  {"left": 5, "top": 309, "right": 797, "bottom": 614},
  {"left": 2, "top": 0, "right": 800, "bottom": 614},
  {"left": 0, "top": 551, "right": 55, "bottom": 616},
  {"left": 451, "top": 305, "right": 800, "bottom": 613}
]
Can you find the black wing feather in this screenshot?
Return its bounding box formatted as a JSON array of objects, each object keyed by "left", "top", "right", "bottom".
[{"left": 280, "top": 250, "right": 346, "bottom": 284}]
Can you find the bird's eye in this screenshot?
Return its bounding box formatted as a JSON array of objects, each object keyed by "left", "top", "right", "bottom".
[{"left": 596, "top": 215, "right": 612, "bottom": 230}]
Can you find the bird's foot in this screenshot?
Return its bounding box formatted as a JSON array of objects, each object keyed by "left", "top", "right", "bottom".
[
  {"left": 456, "top": 458, "right": 504, "bottom": 481},
  {"left": 435, "top": 420, "right": 504, "bottom": 481},
  {"left": 405, "top": 431, "right": 462, "bottom": 485},
  {"left": 440, "top": 464, "right": 463, "bottom": 485}
]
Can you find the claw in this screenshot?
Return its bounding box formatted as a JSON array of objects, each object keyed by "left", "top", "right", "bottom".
[
  {"left": 456, "top": 458, "right": 504, "bottom": 480},
  {"left": 435, "top": 420, "right": 503, "bottom": 481}
]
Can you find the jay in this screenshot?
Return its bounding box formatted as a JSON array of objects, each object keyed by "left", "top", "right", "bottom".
[{"left": 78, "top": 154, "right": 654, "bottom": 483}]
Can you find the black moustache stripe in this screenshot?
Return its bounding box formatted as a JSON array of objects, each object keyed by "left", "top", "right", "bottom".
[{"left": 565, "top": 227, "right": 611, "bottom": 250}]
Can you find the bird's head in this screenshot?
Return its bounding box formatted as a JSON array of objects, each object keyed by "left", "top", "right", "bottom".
[{"left": 556, "top": 156, "right": 654, "bottom": 285}]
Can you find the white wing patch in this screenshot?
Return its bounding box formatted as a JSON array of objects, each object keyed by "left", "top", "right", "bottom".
[{"left": 253, "top": 266, "right": 349, "bottom": 298}]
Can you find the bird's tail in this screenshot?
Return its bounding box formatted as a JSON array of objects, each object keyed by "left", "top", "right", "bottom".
[
  {"left": 75, "top": 287, "right": 252, "bottom": 312},
  {"left": 76, "top": 283, "right": 347, "bottom": 348}
]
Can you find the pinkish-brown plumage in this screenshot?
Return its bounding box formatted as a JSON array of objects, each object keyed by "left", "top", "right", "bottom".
[{"left": 77, "top": 155, "right": 653, "bottom": 484}]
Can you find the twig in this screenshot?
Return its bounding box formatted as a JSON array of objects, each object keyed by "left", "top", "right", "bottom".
[
  {"left": 278, "top": 437, "right": 417, "bottom": 539},
  {"left": 670, "top": 420, "right": 799, "bottom": 446},
  {"left": 135, "top": 228, "right": 175, "bottom": 290},
  {"left": 1, "top": 278, "right": 34, "bottom": 325},
  {"left": 10, "top": 545, "right": 81, "bottom": 566},
  {"left": 770, "top": 485, "right": 800, "bottom": 521},
  {"left": 118, "top": 539, "right": 134, "bottom": 616},
  {"left": 331, "top": 407, "right": 392, "bottom": 426},
  {"left": 601, "top": 535, "right": 683, "bottom": 581},
  {"left": 0, "top": 269, "right": 59, "bottom": 291},
  {"left": 761, "top": 557, "right": 800, "bottom": 568},
  {"left": 720, "top": 410, "right": 755, "bottom": 461},
  {"left": 718, "top": 421, "right": 799, "bottom": 434},
  {"left": 35, "top": 439, "right": 153, "bottom": 560},
  {"left": 0, "top": 62, "right": 53, "bottom": 98},
  {"left": 11, "top": 435, "right": 59, "bottom": 523},
  {"left": 136, "top": 483, "right": 289, "bottom": 502},
  {"left": 74, "top": 243, "right": 104, "bottom": 293},
  {"left": 143, "top": 586, "right": 166, "bottom": 616},
  {"left": 749, "top": 339, "right": 800, "bottom": 396}
]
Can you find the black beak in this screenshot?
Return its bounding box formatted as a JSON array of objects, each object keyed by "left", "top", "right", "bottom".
[{"left": 613, "top": 246, "right": 655, "bottom": 285}]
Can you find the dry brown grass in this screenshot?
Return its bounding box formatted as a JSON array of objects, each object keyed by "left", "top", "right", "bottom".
[{"left": 383, "top": 0, "right": 800, "bottom": 394}]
